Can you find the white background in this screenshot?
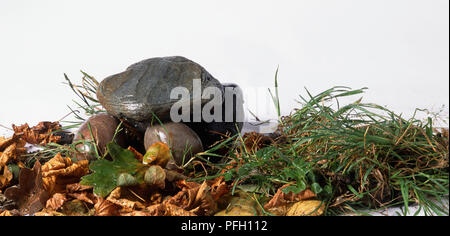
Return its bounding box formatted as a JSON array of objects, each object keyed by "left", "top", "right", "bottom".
[{"left": 0, "top": 0, "right": 449, "bottom": 132}]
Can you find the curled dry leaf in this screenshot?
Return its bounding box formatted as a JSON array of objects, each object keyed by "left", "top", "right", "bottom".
[
  {"left": 41, "top": 153, "right": 89, "bottom": 194},
  {"left": 264, "top": 184, "right": 316, "bottom": 209},
  {"left": 94, "top": 197, "right": 120, "bottom": 216},
  {"left": 67, "top": 192, "right": 95, "bottom": 205},
  {"left": 42, "top": 153, "right": 89, "bottom": 178},
  {"left": 66, "top": 183, "right": 93, "bottom": 193},
  {"left": 264, "top": 184, "right": 316, "bottom": 216},
  {"left": 4, "top": 161, "right": 49, "bottom": 215},
  {"left": 209, "top": 176, "right": 230, "bottom": 201},
  {"left": 65, "top": 183, "right": 96, "bottom": 205},
  {"left": 166, "top": 180, "right": 218, "bottom": 216},
  {"left": 143, "top": 142, "right": 172, "bottom": 167},
  {"left": 106, "top": 187, "right": 146, "bottom": 211},
  {"left": 45, "top": 193, "right": 67, "bottom": 211}
]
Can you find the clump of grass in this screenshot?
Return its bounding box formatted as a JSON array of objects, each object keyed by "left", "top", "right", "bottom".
[
  {"left": 200, "top": 86, "right": 448, "bottom": 216},
  {"left": 281, "top": 86, "right": 448, "bottom": 215}
]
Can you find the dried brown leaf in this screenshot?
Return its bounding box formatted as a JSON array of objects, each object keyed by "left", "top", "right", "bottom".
[
  {"left": 41, "top": 153, "right": 89, "bottom": 194},
  {"left": 106, "top": 187, "right": 146, "bottom": 210},
  {"left": 45, "top": 193, "right": 67, "bottom": 211},
  {"left": 67, "top": 192, "right": 95, "bottom": 205},
  {"left": 166, "top": 181, "right": 218, "bottom": 216},
  {"left": 63, "top": 182, "right": 96, "bottom": 205},
  {"left": 66, "top": 183, "right": 93, "bottom": 193},
  {"left": 264, "top": 184, "right": 316, "bottom": 210},
  {"left": 94, "top": 197, "right": 120, "bottom": 216},
  {"left": 4, "top": 161, "right": 50, "bottom": 215},
  {"left": 209, "top": 176, "right": 230, "bottom": 201}
]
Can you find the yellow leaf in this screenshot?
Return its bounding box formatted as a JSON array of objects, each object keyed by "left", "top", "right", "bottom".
[
  {"left": 215, "top": 191, "right": 260, "bottom": 216},
  {"left": 143, "top": 142, "right": 172, "bottom": 167},
  {"left": 286, "top": 200, "right": 325, "bottom": 216}
]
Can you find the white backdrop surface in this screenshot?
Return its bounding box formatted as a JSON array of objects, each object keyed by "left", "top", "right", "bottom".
[{"left": 0, "top": 0, "right": 448, "bottom": 127}]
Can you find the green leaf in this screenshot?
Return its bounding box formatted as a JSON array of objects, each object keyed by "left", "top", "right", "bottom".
[{"left": 80, "top": 142, "right": 146, "bottom": 197}]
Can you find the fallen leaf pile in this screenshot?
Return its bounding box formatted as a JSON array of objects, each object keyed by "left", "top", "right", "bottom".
[
  {"left": 1, "top": 121, "right": 63, "bottom": 191},
  {"left": 0, "top": 123, "right": 327, "bottom": 216},
  {"left": 12, "top": 121, "right": 62, "bottom": 145},
  {"left": 0, "top": 141, "right": 234, "bottom": 216}
]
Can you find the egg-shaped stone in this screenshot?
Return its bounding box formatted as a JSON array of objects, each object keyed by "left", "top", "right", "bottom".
[{"left": 144, "top": 122, "right": 203, "bottom": 166}]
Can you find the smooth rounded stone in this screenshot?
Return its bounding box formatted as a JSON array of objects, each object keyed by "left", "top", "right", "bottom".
[
  {"left": 144, "top": 122, "right": 203, "bottom": 166},
  {"left": 73, "top": 113, "right": 126, "bottom": 161},
  {"left": 184, "top": 83, "right": 245, "bottom": 148},
  {"left": 97, "top": 56, "right": 224, "bottom": 124}
]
